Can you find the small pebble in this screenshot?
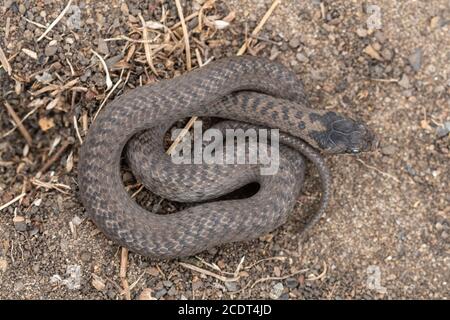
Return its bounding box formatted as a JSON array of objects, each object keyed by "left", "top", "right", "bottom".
[
  {"left": 45, "top": 45, "right": 58, "bottom": 57},
  {"left": 163, "top": 280, "right": 173, "bottom": 288},
  {"left": 80, "top": 251, "right": 92, "bottom": 262},
  {"left": 269, "top": 282, "right": 284, "bottom": 299},
  {"left": 285, "top": 277, "right": 299, "bottom": 289},
  {"left": 97, "top": 38, "right": 109, "bottom": 55},
  {"left": 288, "top": 37, "right": 301, "bottom": 49},
  {"left": 408, "top": 48, "right": 423, "bottom": 72},
  {"left": 296, "top": 52, "right": 309, "bottom": 63},
  {"left": 356, "top": 28, "right": 368, "bottom": 37},
  {"left": 155, "top": 288, "right": 167, "bottom": 299},
  {"left": 14, "top": 280, "right": 25, "bottom": 292},
  {"left": 18, "top": 4, "right": 26, "bottom": 14},
  {"left": 381, "top": 145, "right": 397, "bottom": 156},
  {"left": 436, "top": 126, "right": 449, "bottom": 138},
  {"left": 225, "top": 281, "right": 239, "bottom": 292},
  {"left": 13, "top": 215, "right": 27, "bottom": 232},
  {"left": 167, "top": 286, "right": 178, "bottom": 296},
  {"left": 381, "top": 48, "right": 394, "bottom": 61},
  {"left": 374, "top": 30, "right": 386, "bottom": 43},
  {"left": 398, "top": 74, "right": 411, "bottom": 89}
]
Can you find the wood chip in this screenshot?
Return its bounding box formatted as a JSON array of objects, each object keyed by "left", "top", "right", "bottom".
[
  {"left": 22, "top": 48, "right": 38, "bottom": 60},
  {"left": 363, "top": 44, "right": 383, "bottom": 61},
  {"left": 38, "top": 117, "right": 55, "bottom": 131}
]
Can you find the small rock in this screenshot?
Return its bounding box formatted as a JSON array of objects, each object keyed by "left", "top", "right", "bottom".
[
  {"left": 18, "top": 4, "right": 26, "bottom": 14},
  {"left": 381, "top": 145, "right": 397, "bottom": 156},
  {"left": 374, "top": 31, "right": 386, "bottom": 43},
  {"left": 66, "top": 5, "right": 82, "bottom": 30},
  {"left": 155, "top": 288, "right": 167, "bottom": 299},
  {"left": 288, "top": 37, "right": 301, "bottom": 49},
  {"left": 45, "top": 45, "right": 58, "bottom": 56},
  {"left": 167, "top": 286, "right": 178, "bottom": 296},
  {"left": 408, "top": 48, "right": 423, "bottom": 72},
  {"left": 435, "top": 222, "right": 443, "bottom": 231},
  {"left": 436, "top": 125, "right": 449, "bottom": 138},
  {"left": 14, "top": 280, "right": 25, "bottom": 292},
  {"left": 13, "top": 215, "right": 27, "bottom": 232},
  {"left": 80, "top": 69, "right": 92, "bottom": 82},
  {"left": 285, "top": 277, "right": 299, "bottom": 289},
  {"left": 441, "top": 231, "right": 448, "bottom": 239},
  {"left": 398, "top": 74, "right": 411, "bottom": 89},
  {"left": 225, "top": 281, "right": 239, "bottom": 292},
  {"left": 279, "top": 293, "right": 290, "bottom": 300},
  {"left": 296, "top": 52, "right": 309, "bottom": 63},
  {"left": 97, "top": 38, "right": 109, "bottom": 55},
  {"left": 162, "top": 280, "right": 173, "bottom": 288},
  {"left": 35, "top": 71, "right": 53, "bottom": 83},
  {"left": 192, "top": 280, "right": 203, "bottom": 291},
  {"left": 381, "top": 48, "right": 394, "bottom": 61},
  {"left": 356, "top": 28, "right": 367, "bottom": 37},
  {"left": 269, "top": 282, "right": 284, "bottom": 299},
  {"left": 32, "top": 263, "right": 39, "bottom": 273},
  {"left": 80, "top": 251, "right": 92, "bottom": 262}
]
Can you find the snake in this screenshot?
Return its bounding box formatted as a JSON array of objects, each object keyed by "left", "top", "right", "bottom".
[{"left": 78, "top": 56, "right": 376, "bottom": 259}]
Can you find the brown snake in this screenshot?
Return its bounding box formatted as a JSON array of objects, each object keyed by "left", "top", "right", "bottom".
[{"left": 78, "top": 56, "right": 376, "bottom": 259}]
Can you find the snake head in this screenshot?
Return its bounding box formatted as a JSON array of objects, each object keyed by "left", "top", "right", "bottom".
[{"left": 309, "top": 112, "right": 378, "bottom": 154}]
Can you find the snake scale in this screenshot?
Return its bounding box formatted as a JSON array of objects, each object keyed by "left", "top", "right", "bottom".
[{"left": 78, "top": 56, "right": 376, "bottom": 259}]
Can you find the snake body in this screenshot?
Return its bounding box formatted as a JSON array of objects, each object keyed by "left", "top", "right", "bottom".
[{"left": 78, "top": 56, "right": 375, "bottom": 259}]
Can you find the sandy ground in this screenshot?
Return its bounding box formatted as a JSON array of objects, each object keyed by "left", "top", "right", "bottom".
[{"left": 0, "top": 0, "right": 449, "bottom": 299}]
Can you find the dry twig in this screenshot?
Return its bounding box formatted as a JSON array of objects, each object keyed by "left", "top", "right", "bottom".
[
  {"left": 138, "top": 14, "right": 159, "bottom": 76},
  {"left": 37, "top": 0, "right": 73, "bottom": 42},
  {"left": 237, "top": 0, "right": 281, "bottom": 55},
  {"left": 0, "top": 193, "right": 26, "bottom": 212},
  {"left": 179, "top": 262, "right": 240, "bottom": 282},
  {"left": 36, "top": 140, "right": 72, "bottom": 177},
  {"left": 175, "top": 0, "right": 192, "bottom": 70},
  {"left": 3, "top": 102, "right": 33, "bottom": 145},
  {"left": 120, "top": 247, "right": 131, "bottom": 300}
]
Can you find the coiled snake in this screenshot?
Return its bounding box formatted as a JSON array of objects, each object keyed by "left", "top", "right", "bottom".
[{"left": 78, "top": 56, "right": 376, "bottom": 259}]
